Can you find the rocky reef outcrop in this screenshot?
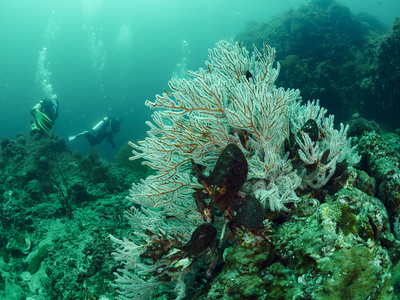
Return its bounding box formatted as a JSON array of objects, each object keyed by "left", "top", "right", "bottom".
[{"left": 237, "top": 0, "right": 400, "bottom": 130}]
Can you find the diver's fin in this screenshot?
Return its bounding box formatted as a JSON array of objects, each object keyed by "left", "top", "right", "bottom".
[
  {"left": 34, "top": 109, "right": 53, "bottom": 132},
  {"left": 68, "top": 131, "right": 88, "bottom": 142}
]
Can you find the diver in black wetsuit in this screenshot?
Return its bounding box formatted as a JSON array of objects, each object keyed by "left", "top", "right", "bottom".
[
  {"left": 30, "top": 98, "right": 59, "bottom": 136},
  {"left": 69, "top": 117, "right": 122, "bottom": 149}
]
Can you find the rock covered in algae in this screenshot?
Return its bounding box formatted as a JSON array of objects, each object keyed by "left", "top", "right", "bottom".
[
  {"left": 203, "top": 187, "right": 397, "bottom": 299},
  {"left": 359, "top": 131, "right": 400, "bottom": 216},
  {"left": 0, "top": 133, "right": 138, "bottom": 299},
  {"left": 27, "top": 244, "right": 51, "bottom": 274}
]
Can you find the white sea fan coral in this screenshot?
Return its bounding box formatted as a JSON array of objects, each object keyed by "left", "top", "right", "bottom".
[
  {"left": 110, "top": 38, "right": 360, "bottom": 299},
  {"left": 129, "top": 39, "right": 303, "bottom": 214},
  {"left": 290, "top": 99, "right": 361, "bottom": 189}
]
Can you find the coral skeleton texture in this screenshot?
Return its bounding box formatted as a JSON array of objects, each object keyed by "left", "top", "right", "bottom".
[{"left": 110, "top": 39, "right": 360, "bottom": 299}]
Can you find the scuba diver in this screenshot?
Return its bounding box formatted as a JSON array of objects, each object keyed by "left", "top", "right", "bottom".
[
  {"left": 69, "top": 117, "right": 123, "bottom": 149},
  {"left": 31, "top": 98, "right": 59, "bottom": 135}
]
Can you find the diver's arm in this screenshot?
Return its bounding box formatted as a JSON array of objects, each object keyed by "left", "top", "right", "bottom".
[{"left": 107, "top": 134, "right": 116, "bottom": 149}]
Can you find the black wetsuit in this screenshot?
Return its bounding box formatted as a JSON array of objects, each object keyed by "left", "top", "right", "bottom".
[
  {"left": 31, "top": 98, "right": 59, "bottom": 134},
  {"left": 85, "top": 117, "right": 122, "bottom": 148}
]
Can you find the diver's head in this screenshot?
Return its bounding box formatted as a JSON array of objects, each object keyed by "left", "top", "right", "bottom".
[{"left": 112, "top": 117, "right": 123, "bottom": 133}]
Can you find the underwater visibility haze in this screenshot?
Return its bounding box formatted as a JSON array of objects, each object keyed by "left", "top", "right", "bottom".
[
  {"left": 0, "top": 0, "right": 400, "bottom": 299},
  {"left": 1, "top": 0, "right": 399, "bottom": 159},
  {"left": 0, "top": 0, "right": 315, "bottom": 160}
]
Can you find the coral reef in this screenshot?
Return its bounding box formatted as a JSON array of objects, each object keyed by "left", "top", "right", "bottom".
[
  {"left": 236, "top": 1, "right": 400, "bottom": 130},
  {"left": 0, "top": 133, "right": 140, "bottom": 299},
  {"left": 110, "top": 39, "right": 360, "bottom": 299},
  {"left": 2, "top": 2, "right": 400, "bottom": 299},
  {"left": 359, "top": 131, "right": 400, "bottom": 217},
  {"left": 369, "top": 17, "right": 400, "bottom": 128},
  {"left": 206, "top": 187, "right": 396, "bottom": 299},
  {"left": 115, "top": 142, "right": 155, "bottom": 180},
  {"left": 347, "top": 115, "right": 381, "bottom": 139}
]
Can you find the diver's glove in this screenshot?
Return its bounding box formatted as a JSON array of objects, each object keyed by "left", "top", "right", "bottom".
[{"left": 33, "top": 109, "right": 53, "bottom": 132}]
